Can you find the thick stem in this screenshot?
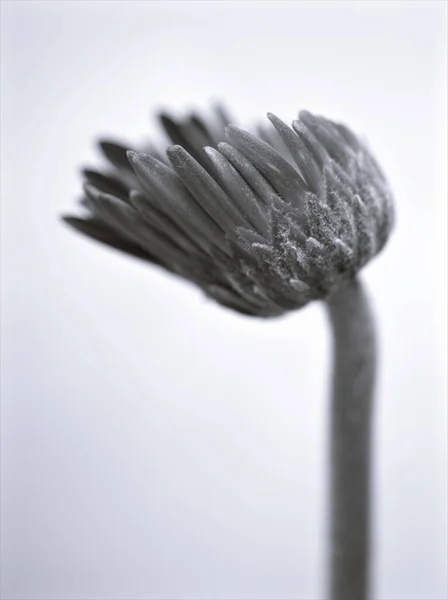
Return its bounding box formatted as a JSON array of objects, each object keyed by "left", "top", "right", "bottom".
[{"left": 325, "top": 277, "right": 377, "bottom": 600}]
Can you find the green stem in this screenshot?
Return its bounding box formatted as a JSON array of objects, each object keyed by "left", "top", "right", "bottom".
[{"left": 326, "top": 277, "right": 377, "bottom": 600}]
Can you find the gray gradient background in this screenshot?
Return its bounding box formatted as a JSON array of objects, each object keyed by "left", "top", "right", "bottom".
[{"left": 1, "top": 1, "right": 447, "bottom": 599}]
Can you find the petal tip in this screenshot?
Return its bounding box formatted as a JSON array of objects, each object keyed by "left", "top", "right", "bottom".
[
  {"left": 83, "top": 182, "right": 98, "bottom": 197},
  {"left": 203, "top": 145, "right": 217, "bottom": 158},
  {"left": 126, "top": 149, "right": 139, "bottom": 164}
]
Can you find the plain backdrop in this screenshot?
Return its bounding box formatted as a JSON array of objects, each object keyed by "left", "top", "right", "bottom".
[{"left": 1, "top": 1, "right": 447, "bottom": 599}]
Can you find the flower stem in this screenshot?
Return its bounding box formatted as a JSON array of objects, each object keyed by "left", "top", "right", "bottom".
[{"left": 325, "top": 277, "right": 376, "bottom": 600}]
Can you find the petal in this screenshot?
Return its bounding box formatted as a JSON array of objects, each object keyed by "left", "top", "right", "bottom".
[
  {"left": 189, "top": 113, "right": 218, "bottom": 146},
  {"left": 217, "top": 142, "right": 295, "bottom": 219},
  {"left": 129, "top": 190, "right": 204, "bottom": 255},
  {"left": 83, "top": 184, "right": 193, "bottom": 271},
  {"left": 82, "top": 168, "right": 129, "bottom": 201},
  {"left": 204, "top": 146, "right": 270, "bottom": 237},
  {"left": 292, "top": 119, "right": 331, "bottom": 168},
  {"left": 256, "top": 122, "right": 295, "bottom": 165},
  {"left": 267, "top": 113, "right": 323, "bottom": 193},
  {"left": 299, "top": 111, "right": 351, "bottom": 165},
  {"left": 166, "top": 145, "right": 246, "bottom": 233},
  {"left": 158, "top": 113, "right": 211, "bottom": 170},
  {"left": 98, "top": 140, "right": 133, "bottom": 172},
  {"left": 225, "top": 124, "right": 308, "bottom": 207},
  {"left": 62, "top": 215, "right": 158, "bottom": 263},
  {"left": 127, "top": 151, "right": 231, "bottom": 257}
]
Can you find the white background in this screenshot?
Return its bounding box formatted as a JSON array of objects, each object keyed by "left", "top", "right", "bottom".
[{"left": 1, "top": 1, "right": 447, "bottom": 599}]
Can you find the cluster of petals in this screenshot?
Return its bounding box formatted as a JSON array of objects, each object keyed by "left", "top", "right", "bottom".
[{"left": 64, "top": 107, "right": 394, "bottom": 317}]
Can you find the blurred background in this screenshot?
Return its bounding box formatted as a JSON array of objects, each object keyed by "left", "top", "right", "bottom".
[{"left": 1, "top": 1, "right": 447, "bottom": 599}]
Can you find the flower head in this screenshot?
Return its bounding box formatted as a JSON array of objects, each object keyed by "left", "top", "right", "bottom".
[{"left": 64, "top": 107, "right": 394, "bottom": 317}]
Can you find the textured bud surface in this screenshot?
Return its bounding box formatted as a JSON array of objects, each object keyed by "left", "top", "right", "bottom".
[{"left": 64, "top": 107, "right": 394, "bottom": 317}]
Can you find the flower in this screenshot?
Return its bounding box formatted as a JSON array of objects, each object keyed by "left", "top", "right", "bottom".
[{"left": 63, "top": 107, "right": 394, "bottom": 317}]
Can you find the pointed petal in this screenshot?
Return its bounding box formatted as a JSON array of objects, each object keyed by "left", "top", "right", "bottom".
[
  {"left": 83, "top": 184, "right": 193, "bottom": 271},
  {"left": 158, "top": 113, "right": 210, "bottom": 170},
  {"left": 129, "top": 190, "right": 203, "bottom": 255},
  {"left": 299, "top": 111, "right": 351, "bottom": 165},
  {"left": 127, "top": 151, "right": 231, "bottom": 256},
  {"left": 225, "top": 124, "right": 308, "bottom": 206},
  {"left": 189, "top": 113, "right": 218, "bottom": 146},
  {"left": 98, "top": 140, "right": 133, "bottom": 172},
  {"left": 292, "top": 119, "right": 331, "bottom": 168},
  {"left": 62, "top": 215, "right": 158, "bottom": 263},
  {"left": 82, "top": 168, "right": 129, "bottom": 201},
  {"left": 203, "top": 146, "right": 270, "bottom": 237},
  {"left": 166, "top": 145, "right": 246, "bottom": 233},
  {"left": 217, "top": 142, "right": 280, "bottom": 206},
  {"left": 267, "top": 113, "right": 323, "bottom": 193},
  {"left": 331, "top": 120, "right": 361, "bottom": 151},
  {"left": 213, "top": 103, "right": 234, "bottom": 132},
  {"left": 256, "top": 122, "right": 295, "bottom": 165}
]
